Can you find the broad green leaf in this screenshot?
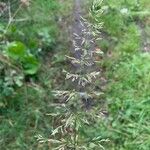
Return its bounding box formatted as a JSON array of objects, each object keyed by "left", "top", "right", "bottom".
[
  {"left": 7, "top": 41, "right": 26, "bottom": 60},
  {"left": 23, "top": 55, "right": 40, "bottom": 75}
]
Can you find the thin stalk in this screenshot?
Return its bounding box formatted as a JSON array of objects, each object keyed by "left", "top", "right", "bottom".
[
  {"left": 73, "top": 114, "right": 77, "bottom": 150},
  {"left": 4, "top": 2, "right": 23, "bottom": 35}
]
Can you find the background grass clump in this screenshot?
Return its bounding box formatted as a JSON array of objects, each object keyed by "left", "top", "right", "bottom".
[
  {"left": 103, "top": 54, "right": 150, "bottom": 150},
  {"left": 93, "top": 0, "right": 150, "bottom": 149}
]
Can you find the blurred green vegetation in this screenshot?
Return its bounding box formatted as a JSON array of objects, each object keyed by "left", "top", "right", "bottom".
[
  {"left": 104, "top": 54, "right": 150, "bottom": 149},
  {"left": 95, "top": 0, "right": 150, "bottom": 149},
  {"left": 0, "top": 0, "right": 150, "bottom": 149},
  {"left": 0, "top": 0, "right": 72, "bottom": 149}
]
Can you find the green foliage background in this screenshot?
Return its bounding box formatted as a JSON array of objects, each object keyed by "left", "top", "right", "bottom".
[{"left": 0, "top": 0, "right": 150, "bottom": 149}]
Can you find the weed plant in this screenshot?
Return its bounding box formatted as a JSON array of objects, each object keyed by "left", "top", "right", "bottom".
[{"left": 36, "top": 0, "right": 109, "bottom": 149}]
